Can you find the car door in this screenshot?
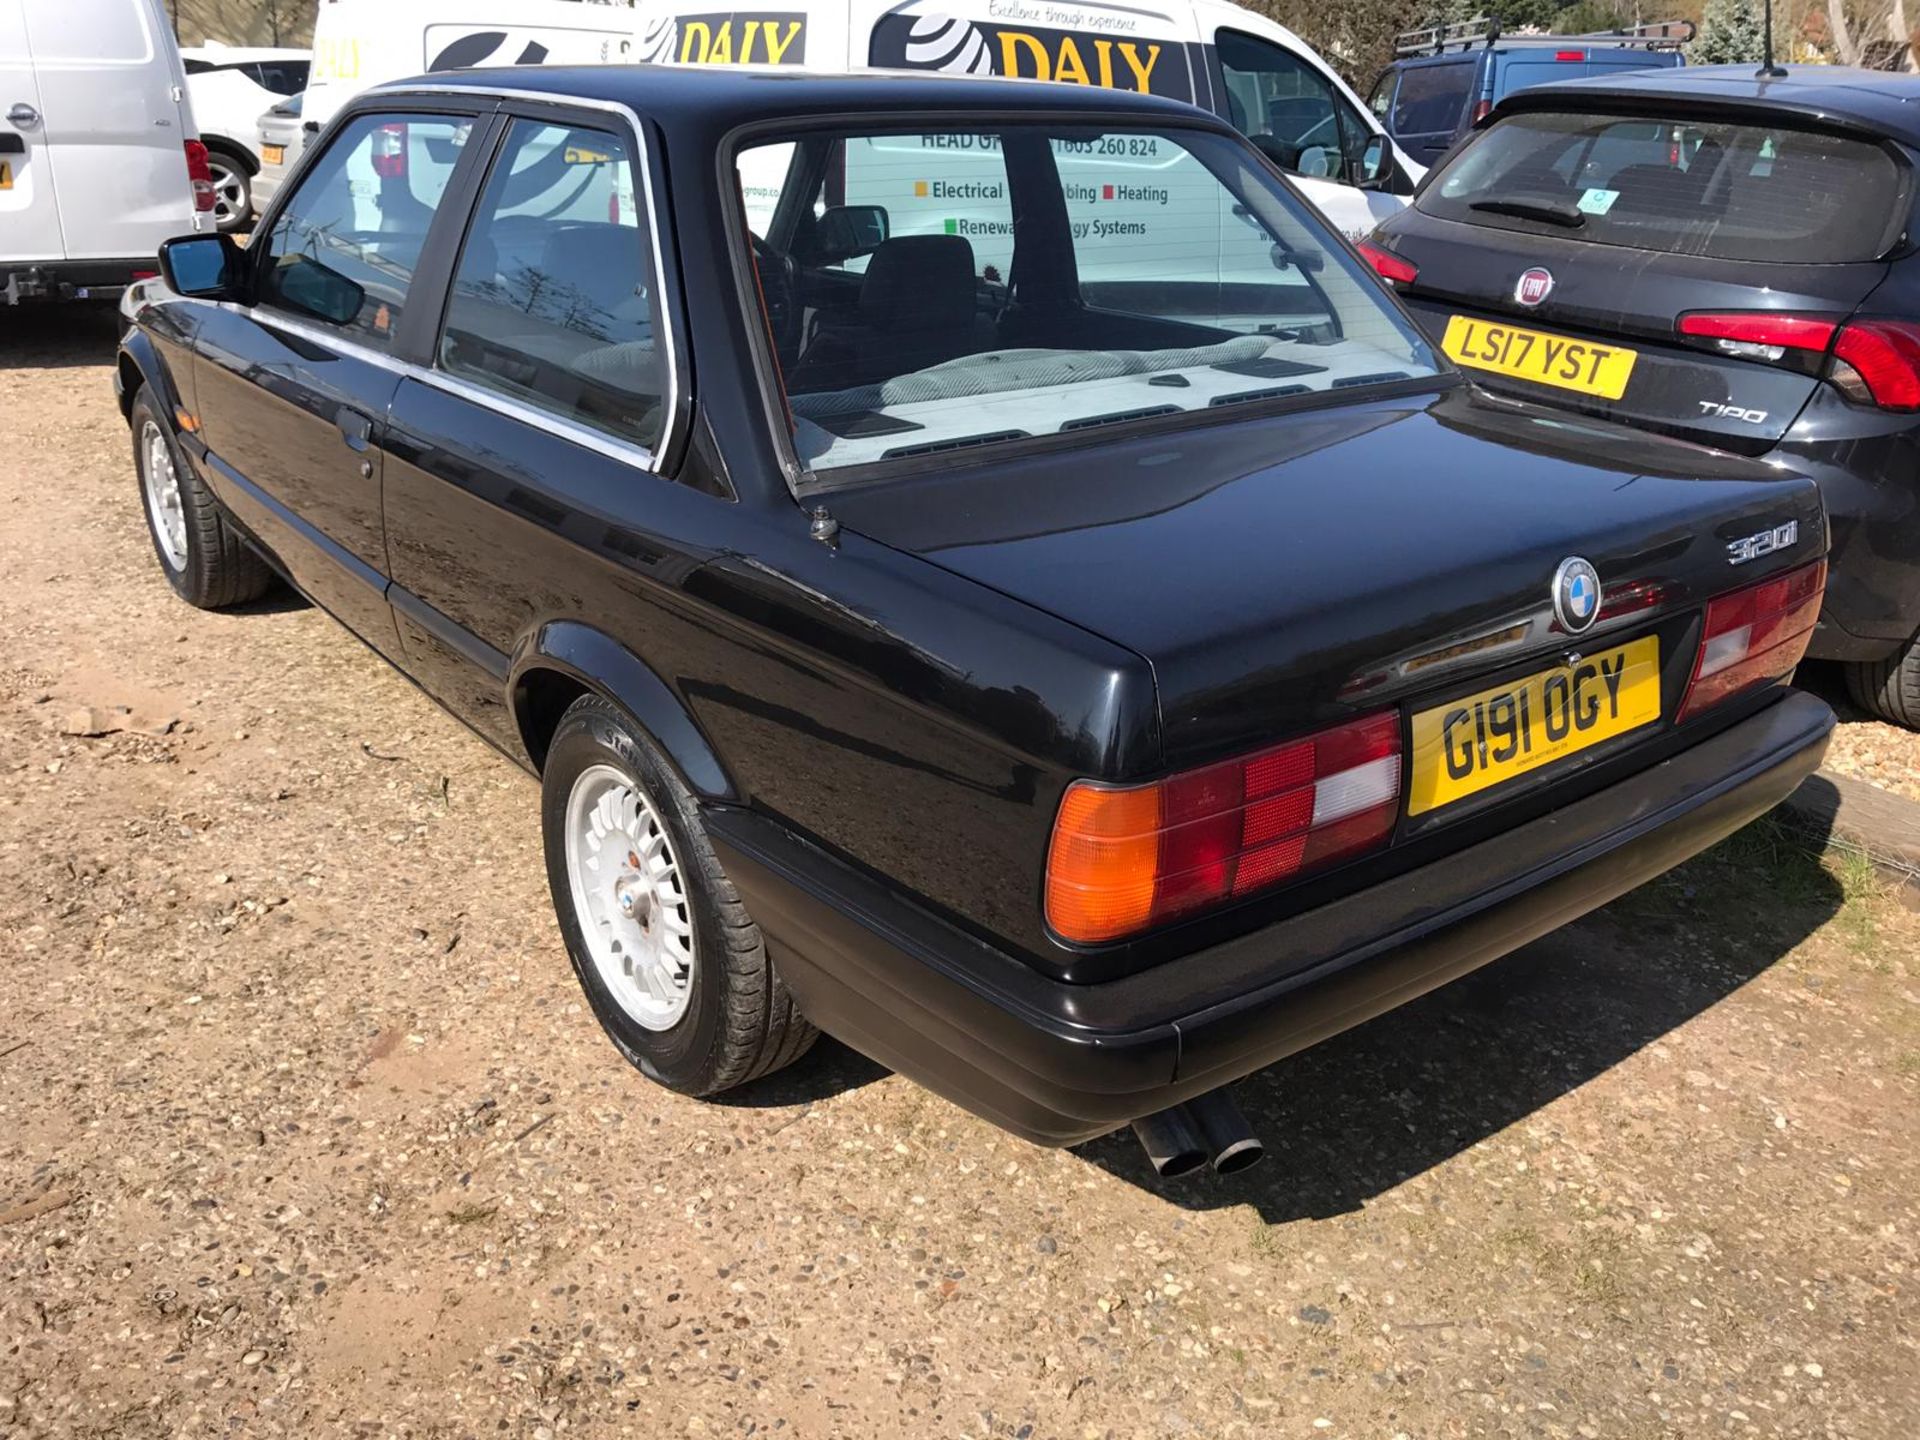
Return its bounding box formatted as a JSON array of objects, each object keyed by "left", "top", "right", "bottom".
[
  {"left": 1389, "top": 58, "right": 1475, "bottom": 165},
  {"left": 0, "top": 0, "right": 61, "bottom": 265},
  {"left": 190, "top": 102, "right": 493, "bottom": 655},
  {"left": 380, "top": 101, "right": 697, "bottom": 752}
]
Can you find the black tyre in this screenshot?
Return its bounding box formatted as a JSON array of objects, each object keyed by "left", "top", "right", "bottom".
[
  {"left": 130, "top": 385, "right": 274, "bottom": 609},
  {"left": 542, "top": 694, "right": 816, "bottom": 1095},
  {"left": 1844, "top": 636, "right": 1920, "bottom": 729},
  {"left": 204, "top": 146, "right": 255, "bottom": 232}
]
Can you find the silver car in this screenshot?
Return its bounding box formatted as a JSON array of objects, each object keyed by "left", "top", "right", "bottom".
[{"left": 249, "top": 91, "right": 306, "bottom": 216}]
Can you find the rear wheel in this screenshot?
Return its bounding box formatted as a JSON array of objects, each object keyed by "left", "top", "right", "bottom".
[
  {"left": 542, "top": 695, "right": 816, "bottom": 1095},
  {"left": 130, "top": 385, "right": 273, "bottom": 609},
  {"left": 204, "top": 146, "right": 254, "bottom": 232},
  {"left": 1844, "top": 637, "right": 1920, "bottom": 729}
]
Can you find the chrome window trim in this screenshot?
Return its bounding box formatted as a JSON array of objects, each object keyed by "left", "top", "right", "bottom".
[
  {"left": 227, "top": 304, "right": 663, "bottom": 472},
  {"left": 363, "top": 82, "right": 684, "bottom": 474}
]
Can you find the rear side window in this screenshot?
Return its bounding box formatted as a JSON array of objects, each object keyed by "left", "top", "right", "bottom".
[
  {"left": 437, "top": 120, "right": 666, "bottom": 455},
  {"left": 257, "top": 112, "right": 472, "bottom": 348},
  {"left": 1392, "top": 63, "right": 1473, "bottom": 135},
  {"left": 1419, "top": 110, "right": 1909, "bottom": 263}
]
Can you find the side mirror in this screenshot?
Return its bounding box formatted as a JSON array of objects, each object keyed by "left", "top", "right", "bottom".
[
  {"left": 815, "top": 204, "right": 889, "bottom": 262},
  {"left": 158, "top": 233, "right": 243, "bottom": 299},
  {"left": 273, "top": 255, "right": 366, "bottom": 326},
  {"left": 1356, "top": 135, "right": 1391, "bottom": 188}
]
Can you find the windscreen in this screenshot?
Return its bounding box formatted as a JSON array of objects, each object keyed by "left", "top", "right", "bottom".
[
  {"left": 736, "top": 124, "right": 1441, "bottom": 475},
  {"left": 1417, "top": 110, "right": 1907, "bottom": 262}
]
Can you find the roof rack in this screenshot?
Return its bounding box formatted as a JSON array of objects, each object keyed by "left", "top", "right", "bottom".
[{"left": 1392, "top": 16, "right": 1696, "bottom": 57}]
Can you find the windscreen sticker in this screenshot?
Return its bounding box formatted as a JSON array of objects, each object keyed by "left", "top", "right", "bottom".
[
  {"left": 869, "top": 11, "right": 1195, "bottom": 102},
  {"left": 1577, "top": 187, "right": 1619, "bottom": 215},
  {"left": 638, "top": 12, "right": 807, "bottom": 64}
]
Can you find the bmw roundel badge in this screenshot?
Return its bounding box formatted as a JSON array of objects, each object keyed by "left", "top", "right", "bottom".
[{"left": 1552, "top": 557, "right": 1602, "bottom": 634}]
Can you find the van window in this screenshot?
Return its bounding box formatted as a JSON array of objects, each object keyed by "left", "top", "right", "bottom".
[
  {"left": 438, "top": 120, "right": 665, "bottom": 454},
  {"left": 737, "top": 125, "right": 1440, "bottom": 476},
  {"left": 1392, "top": 63, "right": 1474, "bottom": 136},
  {"left": 1367, "top": 72, "right": 1396, "bottom": 122},
  {"left": 1420, "top": 110, "right": 1910, "bottom": 263},
  {"left": 1216, "top": 29, "right": 1367, "bottom": 184},
  {"left": 257, "top": 112, "right": 471, "bottom": 348}
]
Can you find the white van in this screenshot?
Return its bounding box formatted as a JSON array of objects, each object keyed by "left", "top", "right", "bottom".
[
  {"left": 301, "top": 0, "right": 1417, "bottom": 240},
  {"left": 1, "top": 0, "right": 212, "bottom": 303}
]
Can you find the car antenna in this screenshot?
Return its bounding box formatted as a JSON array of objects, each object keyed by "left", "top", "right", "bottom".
[{"left": 1758, "top": 0, "right": 1787, "bottom": 77}]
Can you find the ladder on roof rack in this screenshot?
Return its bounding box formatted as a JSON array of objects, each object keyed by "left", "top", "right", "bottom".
[{"left": 1391, "top": 16, "right": 1695, "bottom": 57}]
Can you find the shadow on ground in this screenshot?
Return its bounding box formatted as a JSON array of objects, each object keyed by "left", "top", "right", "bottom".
[
  {"left": 2, "top": 302, "right": 123, "bottom": 370},
  {"left": 1069, "top": 811, "right": 1845, "bottom": 1221}
]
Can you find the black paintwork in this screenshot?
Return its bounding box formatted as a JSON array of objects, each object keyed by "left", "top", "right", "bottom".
[
  {"left": 1372, "top": 64, "right": 1920, "bottom": 662},
  {"left": 118, "top": 66, "right": 1834, "bottom": 1141}
]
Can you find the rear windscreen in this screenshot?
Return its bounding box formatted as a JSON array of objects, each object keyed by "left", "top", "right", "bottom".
[{"left": 1417, "top": 110, "right": 1908, "bottom": 262}]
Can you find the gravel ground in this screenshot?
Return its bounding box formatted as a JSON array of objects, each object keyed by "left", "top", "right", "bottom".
[
  {"left": 1798, "top": 666, "right": 1920, "bottom": 803},
  {"left": 3, "top": 306, "right": 1918, "bottom": 1439}
]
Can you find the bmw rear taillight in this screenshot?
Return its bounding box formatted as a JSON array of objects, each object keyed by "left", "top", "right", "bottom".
[
  {"left": 184, "top": 140, "right": 215, "bottom": 212},
  {"left": 1358, "top": 240, "right": 1417, "bottom": 287},
  {"left": 1045, "top": 713, "right": 1401, "bottom": 944},
  {"left": 372, "top": 123, "right": 408, "bottom": 179},
  {"left": 1679, "top": 560, "right": 1826, "bottom": 722},
  {"left": 1677, "top": 311, "right": 1920, "bottom": 411}
]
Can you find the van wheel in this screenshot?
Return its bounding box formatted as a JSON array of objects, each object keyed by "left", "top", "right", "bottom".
[
  {"left": 204, "top": 146, "right": 254, "bottom": 232},
  {"left": 542, "top": 694, "right": 817, "bottom": 1096},
  {"left": 130, "top": 385, "right": 274, "bottom": 608},
  {"left": 1844, "top": 639, "right": 1920, "bottom": 729}
]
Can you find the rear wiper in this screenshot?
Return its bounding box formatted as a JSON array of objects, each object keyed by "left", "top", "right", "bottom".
[{"left": 1468, "top": 196, "right": 1586, "bottom": 228}]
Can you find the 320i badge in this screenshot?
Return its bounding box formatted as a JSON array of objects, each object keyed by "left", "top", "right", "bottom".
[{"left": 116, "top": 65, "right": 1834, "bottom": 1180}]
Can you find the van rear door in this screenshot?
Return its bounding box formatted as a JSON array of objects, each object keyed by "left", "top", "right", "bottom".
[
  {"left": 14, "top": 0, "right": 197, "bottom": 264},
  {"left": 0, "top": 0, "right": 63, "bottom": 265}
]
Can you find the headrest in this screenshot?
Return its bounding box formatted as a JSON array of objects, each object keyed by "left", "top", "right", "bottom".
[{"left": 858, "top": 234, "right": 978, "bottom": 334}]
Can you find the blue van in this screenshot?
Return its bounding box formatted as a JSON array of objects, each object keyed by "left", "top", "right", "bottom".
[{"left": 1368, "top": 18, "right": 1690, "bottom": 166}]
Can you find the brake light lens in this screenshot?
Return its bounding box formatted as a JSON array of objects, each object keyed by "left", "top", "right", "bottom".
[
  {"left": 1470, "top": 98, "right": 1493, "bottom": 125},
  {"left": 372, "top": 122, "right": 408, "bottom": 179},
  {"left": 1678, "top": 559, "right": 1826, "bottom": 722},
  {"left": 183, "top": 140, "right": 215, "bottom": 212},
  {"left": 1554, "top": 48, "right": 1586, "bottom": 60},
  {"left": 1677, "top": 311, "right": 1920, "bottom": 411},
  {"left": 1358, "top": 240, "right": 1417, "bottom": 287},
  {"left": 1832, "top": 321, "right": 1920, "bottom": 411},
  {"left": 1046, "top": 713, "right": 1402, "bottom": 944}
]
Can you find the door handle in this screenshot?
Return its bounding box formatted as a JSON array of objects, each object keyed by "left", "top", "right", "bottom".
[
  {"left": 335, "top": 406, "right": 373, "bottom": 451},
  {"left": 7, "top": 103, "right": 39, "bottom": 127}
]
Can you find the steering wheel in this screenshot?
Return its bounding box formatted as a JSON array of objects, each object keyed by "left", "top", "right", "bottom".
[{"left": 750, "top": 234, "right": 802, "bottom": 362}]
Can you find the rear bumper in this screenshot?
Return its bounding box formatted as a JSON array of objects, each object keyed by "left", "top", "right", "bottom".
[
  {"left": 706, "top": 690, "right": 1834, "bottom": 1145},
  {"left": 3, "top": 259, "right": 154, "bottom": 304}
]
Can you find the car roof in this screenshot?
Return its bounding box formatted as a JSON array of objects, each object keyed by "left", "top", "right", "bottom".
[
  {"left": 372, "top": 63, "right": 1221, "bottom": 129},
  {"left": 1494, "top": 63, "right": 1920, "bottom": 140}
]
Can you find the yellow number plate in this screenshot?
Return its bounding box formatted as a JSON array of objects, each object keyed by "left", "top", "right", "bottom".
[
  {"left": 1442, "top": 315, "right": 1637, "bottom": 400},
  {"left": 261, "top": 143, "right": 285, "bottom": 166},
  {"left": 0, "top": 160, "right": 11, "bottom": 190},
  {"left": 1406, "top": 636, "right": 1661, "bottom": 816}
]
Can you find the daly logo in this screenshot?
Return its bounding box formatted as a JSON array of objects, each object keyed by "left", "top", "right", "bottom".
[{"left": 1514, "top": 267, "right": 1554, "bottom": 307}]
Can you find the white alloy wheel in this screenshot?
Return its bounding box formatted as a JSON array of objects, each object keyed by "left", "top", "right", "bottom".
[
  {"left": 206, "top": 154, "right": 250, "bottom": 230},
  {"left": 139, "top": 419, "right": 188, "bottom": 571},
  {"left": 563, "top": 763, "right": 697, "bottom": 1030}
]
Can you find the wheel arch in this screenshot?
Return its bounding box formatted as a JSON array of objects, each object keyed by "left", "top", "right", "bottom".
[
  {"left": 199, "top": 135, "right": 261, "bottom": 174},
  {"left": 116, "top": 332, "right": 186, "bottom": 426},
  {"left": 509, "top": 621, "right": 737, "bottom": 802}
]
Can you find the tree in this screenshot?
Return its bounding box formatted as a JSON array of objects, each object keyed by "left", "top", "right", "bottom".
[{"left": 1691, "top": 0, "right": 1771, "bottom": 61}]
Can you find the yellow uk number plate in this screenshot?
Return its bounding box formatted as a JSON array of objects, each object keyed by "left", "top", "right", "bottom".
[
  {"left": 0, "top": 160, "right": 11, "bottom": 190},
  {"left": 1442, "top": 315, "right": 1637, "bottom": 400},
  {"left": 1406, "top": 636, "right": 1661, "bottom": 816},
  {"left": 261, "top": 143, "right": 285, "bottom": 166}
]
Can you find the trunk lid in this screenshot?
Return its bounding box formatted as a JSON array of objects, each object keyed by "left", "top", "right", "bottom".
[
  {"left": 1392, "top": 218, "right": 1889, "bottom": 453},
  {"left": 830, "top": 389, "right": 1824, "bottom": 771}
]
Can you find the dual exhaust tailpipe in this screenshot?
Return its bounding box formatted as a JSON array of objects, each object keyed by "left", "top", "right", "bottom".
[{"left": 1130, "top": 1090, "right": 1264, "bottom": 1179}]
